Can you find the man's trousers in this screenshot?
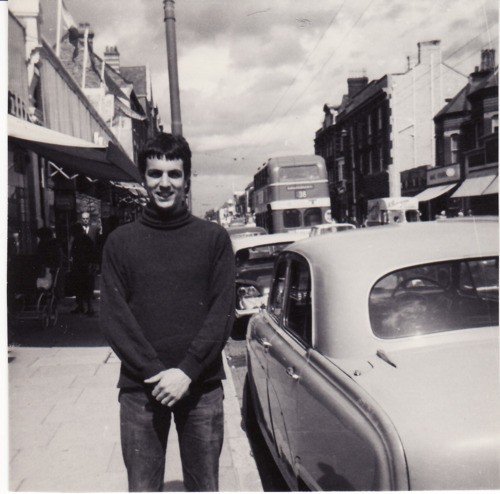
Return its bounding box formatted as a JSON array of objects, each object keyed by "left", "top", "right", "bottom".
[{"left": 119, "top": 383, "right": 224, "bottom": 492}]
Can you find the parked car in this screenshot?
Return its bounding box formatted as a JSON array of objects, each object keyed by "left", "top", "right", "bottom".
[
  {"left": 245, "top": 217, "right": 499, "bottom": 491},
  {"left": 309, "top": 222, "right": 356, "bottom": 236},
  {"left": 227, "top": 225, "right": 268, "bottom": 238},
  {"left": 231, "top": 232, "right": 309, "bottom": 321}
]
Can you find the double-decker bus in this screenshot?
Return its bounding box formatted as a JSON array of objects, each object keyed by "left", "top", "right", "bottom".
[{"left": 252, "top": 155, "right": 331, "bottom": 233}]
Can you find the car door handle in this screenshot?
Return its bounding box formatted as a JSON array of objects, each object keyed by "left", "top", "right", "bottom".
[
  {"left": 257, "top": 337, "right": 272, "bottom": 348},
  {"left": 286, "top": 367, "right": 300, "bottom": 381}
]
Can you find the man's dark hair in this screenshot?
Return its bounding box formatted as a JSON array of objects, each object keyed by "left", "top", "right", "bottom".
[{"left": 138, "top": 133, "right": 192, "bottom": 181}]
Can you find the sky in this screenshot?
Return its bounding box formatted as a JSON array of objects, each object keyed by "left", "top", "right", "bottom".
[{"left": 36, "top": 0, "right": 499, "bottom": 216}]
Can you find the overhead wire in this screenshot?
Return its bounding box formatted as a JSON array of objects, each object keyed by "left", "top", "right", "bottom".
[
  {"left": 269, "top": 0, "right": 377, "bottom": 128},
  {"left": 262, "top": 0, "right": 347, "bottom": 126}
]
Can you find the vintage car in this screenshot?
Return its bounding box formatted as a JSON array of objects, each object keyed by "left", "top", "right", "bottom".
[
  {"left": 231, "top": 232, "right": 309, "bottom": 321},
  {"left": 309, "top": 222, "right": 356, "bottom": 236},
  {"left": 227, "top": 225, "right": 268, "bottom": 238},
  {"left": 245, "top": 218, "right": 499, "bottom": 491}
]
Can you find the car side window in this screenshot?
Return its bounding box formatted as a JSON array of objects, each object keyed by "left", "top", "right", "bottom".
[
  {"left": 283, "top": 259, "right": 312, "bottom": 346},
  {"left": 268, "top": 258, "right": 288, "bottom": 322}
]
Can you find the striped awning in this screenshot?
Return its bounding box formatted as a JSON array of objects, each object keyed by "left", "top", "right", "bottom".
[
  {"left": 8, "top": 115, "right": 141, "bottom": 183},
  {"left": 451, "top": 174, "right": 497, "bottom": 198},
  {"left": 413, "top": 183, "right": 457, "bottom": 202}
]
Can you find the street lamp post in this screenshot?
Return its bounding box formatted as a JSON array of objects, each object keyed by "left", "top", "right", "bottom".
[{"left": 163, "top": 0, "right": 182, "bottom": 137}]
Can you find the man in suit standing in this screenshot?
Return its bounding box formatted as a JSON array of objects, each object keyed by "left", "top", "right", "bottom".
[
  {"left": 80, "top": 211, "right": 101, "bottom": 312},
  {"left": 81, "top": 212, "right": 100, "bottom": 244}
]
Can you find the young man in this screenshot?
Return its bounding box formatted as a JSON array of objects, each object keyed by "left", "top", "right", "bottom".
[{"left": 99, "top": 133, "right": 235, "bottom": 492}]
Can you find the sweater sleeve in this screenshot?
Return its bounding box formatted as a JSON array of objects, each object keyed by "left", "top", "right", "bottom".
[
  {"left": 177, "top": 229, "right": 235, "bottom": 382},
  {"left": 99, "top": 233, "right": 166, "bottom": 380}
]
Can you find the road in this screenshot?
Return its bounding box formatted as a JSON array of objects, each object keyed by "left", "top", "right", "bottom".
[{"left": 225, "top": 328, "right": 290, "bottom": 492}]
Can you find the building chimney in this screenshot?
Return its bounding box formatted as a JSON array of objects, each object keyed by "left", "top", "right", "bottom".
[
  {"left": 469, "top": 50, "right": 496, "bottom": 83},
  {"left": 347, "top": 77, "right": 368, "bottom": 98},
  {"left": 104, "top": 46, "right": 120, "bottom": 73},
  {"left": 480, "top": 49, "right": 496, "bottom": 71},
  {"left": 417, "top": 40, "right": 441, "bottom": 65}
]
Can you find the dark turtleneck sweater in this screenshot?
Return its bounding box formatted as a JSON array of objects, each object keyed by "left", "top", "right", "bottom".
[{"left": 99, "top": 203, "right": 235, "bottom": 390}]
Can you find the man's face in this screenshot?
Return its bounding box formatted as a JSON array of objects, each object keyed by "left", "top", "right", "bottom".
[
  {"left": 144, "top": 156, "right": 186, "bottom": 213},
  {"left": 81, "top": 213, "right": 90, "bottom": 225}
]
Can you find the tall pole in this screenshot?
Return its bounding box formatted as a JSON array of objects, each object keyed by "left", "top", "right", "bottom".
[
  {"left": 163, "top": 0, "right": 183, "bottom": 136},
  {"left": 56, "top": 0, "right": 62, "bottom": 57}
]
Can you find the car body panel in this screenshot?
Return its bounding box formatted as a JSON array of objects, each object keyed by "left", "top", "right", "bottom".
[{"left": 350, "top": 328, "right": 499, "bottom": 490}]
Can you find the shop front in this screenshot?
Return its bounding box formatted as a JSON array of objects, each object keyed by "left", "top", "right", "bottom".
[{"left": 413, "top": 164, "right": 461, "bottom": 220}]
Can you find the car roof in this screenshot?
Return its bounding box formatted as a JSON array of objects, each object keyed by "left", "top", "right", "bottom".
[
  {"left": 291, "top": 218, "right": 498, "bottom": 275},
  {"left": 231, "top": 231, "right": 309, "bottom": 252},
  {"left": 285, "top": 218, "right": 499, "bottom": 359},
  {"left": 227, "top": 225, "right": 267, "bottom": 234}
]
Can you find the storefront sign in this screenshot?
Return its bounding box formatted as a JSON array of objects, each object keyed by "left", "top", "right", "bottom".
[{"left": 427, "top": 164, "right": 460, "bottom": 186}]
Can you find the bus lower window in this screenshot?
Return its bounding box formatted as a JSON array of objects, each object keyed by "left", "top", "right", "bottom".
[
  {"left": 304, "top": 208, "right": 322, "bottom": 227},
  {"left": 283, "top": 209, "right": 301, "bottom": 228}
]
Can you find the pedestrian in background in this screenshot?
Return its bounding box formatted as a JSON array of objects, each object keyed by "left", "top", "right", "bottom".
[
  {"left": 35, "top": 227, "right": 63, "bottom": 293},
  {"left": 80, "top": 211, "right": 101, "bottom": 244},
  {"left": 70, "top": 223, "right": 95, "bottom": 315},
  {"left": 99, "top": 133, "right": 235, "bottom": 492}
]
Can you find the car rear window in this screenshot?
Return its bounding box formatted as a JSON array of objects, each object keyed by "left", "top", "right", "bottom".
[{"left": 369, "top": 257, "right": 499, "bottom": 338}]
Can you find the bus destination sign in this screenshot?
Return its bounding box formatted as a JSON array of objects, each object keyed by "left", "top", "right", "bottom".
[{"left": 286, "top": 184, "right": 314, "bottom": 191}]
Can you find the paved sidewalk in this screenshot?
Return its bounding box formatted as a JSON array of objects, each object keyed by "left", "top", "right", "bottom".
[{"left": 8, "top": 298, "right": 262, "bottom": 492}]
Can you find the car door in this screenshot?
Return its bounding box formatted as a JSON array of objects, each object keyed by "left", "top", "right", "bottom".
[
  {"left": 247, "top": 257, "right": 288, "bottom": 442},
  {"left": 266, "top": 254, "right": 312, "bottom": 484}
]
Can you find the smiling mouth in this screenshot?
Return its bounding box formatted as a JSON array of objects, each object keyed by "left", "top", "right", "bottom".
[{"left": 155, "top": 192, "right": 174, "bottom": 201}]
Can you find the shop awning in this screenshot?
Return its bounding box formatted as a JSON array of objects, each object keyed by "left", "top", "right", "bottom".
[
  {"left": 482, "top": 175, "right": 498, "bottom": 195},
  {"left": 451, "top": 174, "right": 497, "bottom": 198},
  {"left": 413, "top": 183, "right": 457, "bottom": 202},
  {"left": 8, "top": 115, "right": 141, "bottom": 183}
]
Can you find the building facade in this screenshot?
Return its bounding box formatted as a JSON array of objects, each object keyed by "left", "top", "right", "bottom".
[
  {"left": 8, "top": 0, "right": 150, "bottom": 262},
  {"left": 315, "top": 41, "right": 468, "bottom": 223},
  {"left": 403, "top": 50, "right": 498, "bottom": 218}
]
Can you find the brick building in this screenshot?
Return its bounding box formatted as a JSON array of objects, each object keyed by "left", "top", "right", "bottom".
[{"left": 315, "top": 41, "right": 468, "bottom": 223}]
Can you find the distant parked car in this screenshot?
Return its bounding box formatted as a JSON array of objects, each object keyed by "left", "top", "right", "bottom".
[
  {"left": 231, "top": 232, "right": 309, "bottom": 323},
  {"left": 309, "top": 222, "right": 356, "bottom": 236},
  {"left": 245, "top": 217, "right": 499, "bottom": 491},
  {"left": 227, "top": 225, "right": 268, "bottom": 238}
]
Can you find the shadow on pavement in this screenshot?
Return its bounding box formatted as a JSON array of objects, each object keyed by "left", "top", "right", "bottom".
[{"left": 8, "top": 296, "right": 108, "bottom": 348}]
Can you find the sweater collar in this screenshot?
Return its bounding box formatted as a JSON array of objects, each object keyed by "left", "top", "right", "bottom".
[{"left": 140, "top": 202, "right": 191, "bottom": 230}]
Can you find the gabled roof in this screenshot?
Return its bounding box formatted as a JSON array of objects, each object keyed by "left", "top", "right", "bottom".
[
  {"left": 337, "top": 76, "right": 389, "bottom": 119},
  {"left": 120, "top": 66, "right": 148, "bottom": 97},
  {"left": 435, "top": 67, "right": 498, "bottom": 120},
  {"left": 468, "top": 67, "right": 498, "bottom": 98}
]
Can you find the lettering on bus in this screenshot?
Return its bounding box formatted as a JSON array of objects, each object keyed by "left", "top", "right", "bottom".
[{"left": 286, "top": 184, "right": 315, "bottom": 191}]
